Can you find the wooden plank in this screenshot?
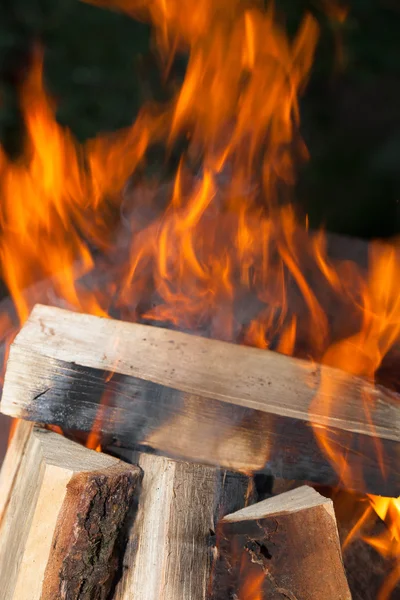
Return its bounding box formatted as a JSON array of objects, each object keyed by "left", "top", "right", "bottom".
[
  {"left": 113, "top": 449, "right": 251, "bottom": 600},
  {"left": 1, "top": 304, "right": 400, "bottom": 495},
  {"left": 212, "top": 485, "right": 351, "bottom": 599},
  {"left": 0, "top": 426, "right": 141, "bottom": 600}
]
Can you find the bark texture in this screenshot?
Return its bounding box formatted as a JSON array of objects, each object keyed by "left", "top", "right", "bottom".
[
  {"left": 212, "top": 486, "right": 351, "bottom": 600},
  {"left": 43, "top": 464, "right": 140, "bottom": 600},
  {"left": 0, "top": 427, "right": 141, "bottom": 600}
]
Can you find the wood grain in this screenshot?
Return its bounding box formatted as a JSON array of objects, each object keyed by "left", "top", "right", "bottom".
[
  {"left": 0, "top": 427, "right": 141, "bottom": 600},
  {"left": 212, "top": 486, "right": 351, "bottom": 600},
  {"left": 112, "top": 450, "right": 251, "bottom": 600},
  {"left": 0, "top": 420, "right": 33, "bottom": 522},
  {"left": 1, "top": 304, "right": 400, "bottom": 494}
]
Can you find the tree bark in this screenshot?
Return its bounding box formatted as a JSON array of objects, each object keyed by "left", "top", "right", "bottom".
[
  {"left": 1, "top": 304, "right": 399, "bottom": 495},
  {"left": 0, "top": 427, "right": 141, "bottom": 600},
  {"left": 212, "top": 485, "right": 351, "bottom": 600}
]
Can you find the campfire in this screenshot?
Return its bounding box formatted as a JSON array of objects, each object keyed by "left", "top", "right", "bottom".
[{"left": 0, "top": 0, "right": 399, "bottom": 598}]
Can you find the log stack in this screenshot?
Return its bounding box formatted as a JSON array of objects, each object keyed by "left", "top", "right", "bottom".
[{"left": 1, "top": 304, "right": 398, "bottom": 597}]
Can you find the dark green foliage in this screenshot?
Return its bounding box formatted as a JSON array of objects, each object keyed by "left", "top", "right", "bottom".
[
  {"left": 298, "top": 4, "right": 400, "bottom": 237},
  {"left": 43, "top": 2, "right": 151, "bottom": 140},
  {"left": 0, "top": 1, "right": 151, "bottom": 146},
  {"left": 0, "top": 1, "right": 399, "bottom": 238}
]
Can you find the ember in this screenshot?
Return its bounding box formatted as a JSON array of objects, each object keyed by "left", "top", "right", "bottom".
[{"left": 0, "top": 0, "right": 399, "bottom": 598}]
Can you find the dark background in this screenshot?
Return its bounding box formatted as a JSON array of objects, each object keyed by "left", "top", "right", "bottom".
[{"left": 0, "top": 0, "right": 399, "bottom": 239}]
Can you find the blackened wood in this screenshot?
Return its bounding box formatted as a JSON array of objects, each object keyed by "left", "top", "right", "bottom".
[
  {"left": 212, "top": 486, "right": 351, "bottom": 600},
  {"left": 1, "top": 304, "right": 400, "bottom": 495}
]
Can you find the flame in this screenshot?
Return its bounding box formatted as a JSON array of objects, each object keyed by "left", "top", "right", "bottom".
[
  {"left": 0, "top": 0, "right": 399, "bottom": 596},
  {"left": 0, "top": 2, "right": 321, "bottom": 339},
  {"left": 86, "top": 368, "right": 117, "bottom": 451},
  {"left": 337, "top": 490, "right": 400, "bottom": 599},
  {"left": 308, "top": 243, "right": 400, "bottom": 596},
  {"left": 239, "top": 570, "right": 264, "bottom": 600},
  {"left": 365, "top": 494, "right": 400, "bottom": 599},
  {"left": 232, "top": 537, "right": 265, "bottom": 600},
  {"left": 0, "top": 49, "right": 107, "bottom": 323}
]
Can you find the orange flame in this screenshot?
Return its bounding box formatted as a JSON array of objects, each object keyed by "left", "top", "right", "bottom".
[
  {"left": 0, "top": 49, "right": 107, "bottom": 322},
  {"left": 232, "top": 538, "right": 265, "bottom": 600},
  {"left": 0, "top": 2, "right": 321, "bottom": 340},
  {"left": 239, "top": 570, "right": 264, "bottom": 600},
  {"left": 310, "top": 242, "right": 400, "bottom": 595},
  {"left": 365, "top": 495, "right": 400, "bottom": 599},
  {"left": 0, "top": 0, "right": 399, "bottom": 596}
]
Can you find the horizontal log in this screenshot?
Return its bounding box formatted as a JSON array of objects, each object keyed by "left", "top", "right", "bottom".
[
  {"left": 212, "top": 486, "right": 351, "bottom": 599},
  {"left": 1, "top": 304, "right": 400, "bottom": 495},
  {"left": 0, "top": 426, "right": 141, "bottom": 600}
]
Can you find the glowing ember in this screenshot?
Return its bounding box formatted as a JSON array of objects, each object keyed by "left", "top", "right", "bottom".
[{"left": 0, "top": 0, "right": 399, "bottom": 596}]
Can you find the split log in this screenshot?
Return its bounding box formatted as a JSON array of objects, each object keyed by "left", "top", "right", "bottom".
[
  {"left": 0, "top": 426, "right": 141, "bottom": 600},
  {"left": 112, "top": 449, "right": 251, "bottom": 600},
  {"left": 212, "top": 485, "right": 351, "bottom": 600},
  {"left": 0, "top": 420, "right": 33, "bottom": 521},
  {"left": 1, "top": 304, "right": 400, "bottom": 495},
  {"left": 264, "top": 479, "right": 400, "bottom": 599}
]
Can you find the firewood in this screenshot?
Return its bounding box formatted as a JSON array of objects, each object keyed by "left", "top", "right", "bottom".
[
  {"left": 0, "top": 420, "right": 33, "bottom": 521},
  {"left": 212, "top": 485, "right": 351, "bottom": 600},
  {"left": 112, "top": 449, "right": 251, "bottom": 600},
  {"left": 0, "top": 426, "right": 141, "bottom": 600},
  {"left": 1, "top": 304, "right": 400, "bottom": 495}
]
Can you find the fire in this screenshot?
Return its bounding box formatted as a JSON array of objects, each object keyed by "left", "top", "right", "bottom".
[
  {"left": 239, "top": 570, "right": 264, "bottom": 600},
  {"left": 365, "top": 495, "right": 400, "bottom": 600},
  {"left": 0, "top": 2, "right": 321, "bottom": 339},
  {"left": 337, "top": 490, "right": 400, "bottom": 600},
  {"left": 0, "top": 48, "right": 106, "bottom": 323},
  {"left": 308, "top": 240, "right": 400, "bottom": 597},
  {"left": 231, "top": 537, "right": 265, "bottom": 600},
  {"left": 0, "top": 0, "right": 399, "bottom": 596}
]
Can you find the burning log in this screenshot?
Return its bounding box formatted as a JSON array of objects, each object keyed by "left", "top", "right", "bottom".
[
  {"left": 1, "top": 304, "right": 400, "bottom": 495},
  {"left": 113, "top": 449, "right": 251, "bottom": 600},
  {"left": 0, "top": 426, "right": 141, "bottom": 600},
  {"left": 212, "top": 485, "right": 351, "bottom": 600}
]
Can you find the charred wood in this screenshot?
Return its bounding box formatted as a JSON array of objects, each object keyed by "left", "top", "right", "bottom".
[
  {"left": 212, "top": 485, "right": 351, "bottom": 600},
  {"left": 1, "top": 304, "right": 400, "bottom": 495}
]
